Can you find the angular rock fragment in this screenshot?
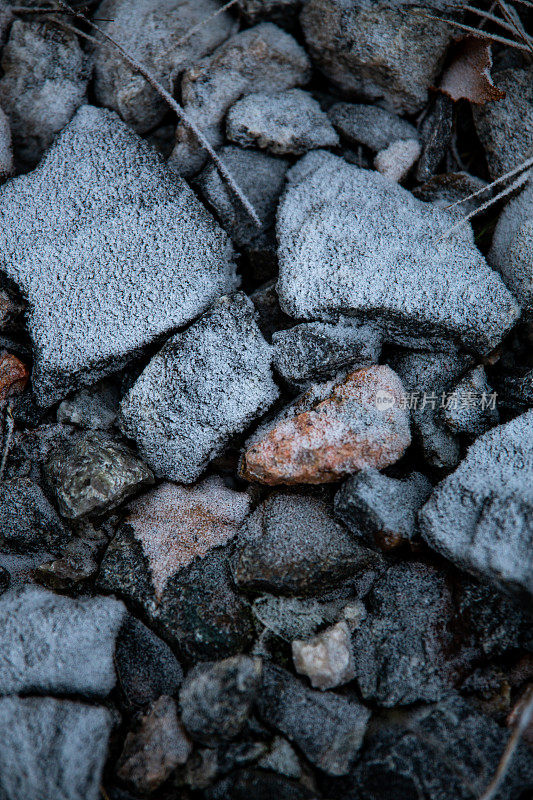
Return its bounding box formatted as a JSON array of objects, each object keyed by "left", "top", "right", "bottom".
[
  {"left": 0, "top": 106, "right": 13, "bottom": 180},
  {"left": 206, "top": 769, "right": 315, "bottom": 800},
  {"left": 374, "top": 138, "right": 421, "bottom": 182},
  {"left": 413, "top": 170, "right": 489, "bottom": 222},
  {"left": 116, "top": 696, "right": 191, "bottom": 794},
  {"left": 334, "top": 469, "right": 432, "bottom": 551},
  {"left": 0, "top": 477, "right": 68, "bottom": 553},
  {"left": 250, "top": 280, "right": 293, "bottom": 341},
  {"left": 300, "top": 0, "right": 456, "bottom": 114},
  {"left": 441, "top": 365, "right": 499, "bottom": 437},
  {"left": 0, "top": 290, "right": 22, "bottom": 332},
  {"left": 252, "top": 591, "right": 361, "bottom": 642},
  {"left": 0, "top": 351, "right": 29, "bottom": 408},
  {"left": 180, "top": 656, "right": 262, "bottom": 744},
  {"left": 120, "top": 293, "right": 279, "bottom": 483},
  {"left": 226, "top": 89, "right": 338, "bottom": 155},
  {"left": 328, "top": 102, "right": 418, "bottom": 151},
  {"left": 57, "top": 382, "right": 119, "bottom": 431},
  {"left": 277, "top": 151, "right": 519, "bottom": 353},
  {"left": 45, "top": 434, "right": 154, "bottom": 520},
  {"left": 232, "top": 492, "right": 381, "bottom": 595},
  {"left": 0, "top": 105, "right": 237, "bottom": 406},
  {"left": 256, "top": 664, "right": 371, "bottom": 775},
  {"left": 415, "top": 93, "right": 453, "bottom": 181},
  {"left": 492, "top": 365, "right": 533, "bottom": 412},
  {"left": 0, "top": 21, "right": 90, "bottom": 168},
  {"left": 241, "top": 365, "right": 411, "bottom": 485},
  {"left": 0, "top": 697, "right": 113, "bottom": 800},
  {"left": 237, "top": 0, "right": 303, "bottom": 25},
  {"left": 0, "top": 586, "right": 125, "bottom": 696},
  {"left": 293, "top": 620, "right": 355, "bottom": 690},
  {"left": 257, "top": 737, "right": 302, "bottom": 779},
  {"left": 272, "top": 320, "right": 382, "bottom": 390},
  {"left": 489, "top": 180, "right": 533, "bottom": 313},
  {"left": 419, "top": 410, "right": 533, "bottom": 598},
  {"left": 170, "top": 23, "right": 311, "bottom": 176},
  {"left": 93, "top": 0, "right": 236, "bottom": 132}
]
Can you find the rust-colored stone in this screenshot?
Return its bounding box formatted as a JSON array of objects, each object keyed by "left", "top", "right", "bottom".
[
  {"left": 240, "top": 365, "right": 411, "bottom": 485},
  {"left": 0, "top": 352, "right": 29, "bottom": 408}
]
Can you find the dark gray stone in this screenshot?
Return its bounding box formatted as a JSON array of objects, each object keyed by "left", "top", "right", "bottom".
[
  {"left": 328, "top": 102, "right": 417, "bottom": 151},
  {"left": 492, "top": 366, "right": 533, "bottom": 411},
  {"left": 0, "top": 477, "right": 68, "bottom": 553},
  {"left": 206, "top": 769, "right": 315, "bottom": 800},
  {"left": 412, "top": 171, "right": 489, "bottom": 219},
  {"left": 441, "top": 366, "right": 499, "bottom": 437},
  {"left": 57, "top": 382, "right": 119, "bottom": 430},
  {"left": 250, "top": 280, "right": 293, "bottom": 342},
  {"left": 416, "top": 94, "right": 453, "bottom": 181}
]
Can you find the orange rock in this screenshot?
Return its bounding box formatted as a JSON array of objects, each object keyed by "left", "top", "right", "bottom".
[
  {"left": 0, "top": 352, "right": 29, "bottom": 408},
  {"left": 240, "top": 365, "right": 411, "bottom": 485}
]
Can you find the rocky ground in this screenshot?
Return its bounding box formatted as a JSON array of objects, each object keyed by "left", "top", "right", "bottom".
[{"left": 0, "top": 1, "right": 532, "bottom": 798}]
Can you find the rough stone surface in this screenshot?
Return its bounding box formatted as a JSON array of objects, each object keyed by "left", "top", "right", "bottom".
[
  {"left": 0, "top": 351, "right": 29, "bottom": 408},
  {"left": 120, "top": 293, "right": 279, "bottom": 483},
  {"left": 170, "top": 23, "right": 311, "bottom": 176},
  {"left": 441, "top": 366, "right": 499, "bottom": 437},
  {"left": 474, "top": 67, "right": 533, "bottom": 179},
  {"left": 416, "top": 93, "right": 453, "bottom": 182},
  {"left": 420, "top": 410, "right": 533, "bottom": 598},
  {"left": 328, "top": 102, "right": 418, "bottom": 151},
  {"left": 237, "top": 0, "right": 303, "bottom": 24},
  {"left": 206, "top": 769, "right": 315, "bottom": 800},
  {"left": 0, "top": 105, "right": 13, "bottom": 180},
  {"left": 0, "top": 20, "right": 90, "bottom": 169},
  {"left": 240, "top": 365, "right": 411, "bottom": 485},
  {"left": 93, "top": 0, "right": 236, "bottom": 133},
  {"left": 300, "top": 0, "right": 456, "bottom": 114},
  {"left": 0, "top": 105, "right": 237, "bottom": 406},
  {"left": 226, "top": 89, "right": 338, "bottom": 155},
  {"left": 293, "top": 620, "right": 356, "bottom": 690},
  {"left": 116, "top": 696, "right": 191, "bottom": 794},
  {"left": 412, "top": 170, "right": 489, "bottom": 219},
  {"left": 0, "top": 586, "right": 126, "bottom": 696},
  {"left": 489, "top": 180, "right": 533, "bottom": 313},
  {"left": 233, "top": 492, "right": 381, "bottom": 595},
  {"left": 252, "top": 591, "right": 362, "bottom": 641},
  {"left": 0, "top": 477, "right": 68, "bottom": 554},
  {"left": 57, "top": 383, "right": 119, "bottom": 431},
  {"left": 45, "top": 434, "right": 154, "bottom": 520},
  {"left": 250, "top": 280, "right": 293, "bottom": 342},
  {"left": 180, "top": 656, "right": 262, "bottom": 744},
  {"left": 492, "top": 366, "right": 533, "bottom": 412},
  {"left": 277, "top": 151, "right": 519, "bottom": 354},
  {"left": 0, "top": 697, "right": 113, "bottom": 800},
  {"left": 374, "top": 138, "right": 421, "bottom": 182},
  {"left": 334, "top": 469, "right": 432, "bottom": 551},
  {"left": 256, "top": 663, "right": 371, "bottom": 775},
  {"left": 272, "top": 320, "right": 382, "bottom": 390}
]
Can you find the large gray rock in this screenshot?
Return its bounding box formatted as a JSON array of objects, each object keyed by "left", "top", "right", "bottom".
[
  {"left": 93, "top": 0, "right": 236, "bottom": 133},
  {"left": 0, "top": 105, "right": 237, "bottom": 407},
  {"left": 0, "top": 697, "right": 113, "bottom": 800},
  {"left": 300, "top": 0, "right": 457, "bottom": 114},
  {"left": 277, "top": 151, "right": 519, "bottom": 354},
  {"left": 0, "top": 20, "right": 90, "bottom": 168},
  {"left": 170, "top": 23, "right": 310, "bottom": 176},
  {"left": 328, "top": 102, "right": 418, "bottom": 151},
  {"left": 419, "top": 410, "right": 533, "bottom": 598},
  {"left": 120, "top": 293, "right": 279, "bottom": 482},
  {"left": 489, "top": 180, "right": 533, "bottom": 314},
  {"left": 0, "top": 586, "right": 126, "bottom": 696}
]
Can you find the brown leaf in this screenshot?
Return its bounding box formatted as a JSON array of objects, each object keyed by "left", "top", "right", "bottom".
[{"left": 439, "top": 36, "right": 506, "bottom": 104}]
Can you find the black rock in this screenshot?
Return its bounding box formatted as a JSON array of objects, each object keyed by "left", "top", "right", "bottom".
[
  {"left": 416, "top": 94, "right": 454, "bottom": 182},
  {"left": 205, "top": 768, "right": 316, "bottom": 800},
  {"left": 0, "top": 477, "right": 68, "bottom": 554}
]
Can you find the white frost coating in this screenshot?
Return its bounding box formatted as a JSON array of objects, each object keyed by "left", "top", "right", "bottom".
[
  {"left": 328, "top": 102, "right": 418, "bottom": 151},
  {"left": 276, "top": 150, "right": 520, "bottom": 354},
  {"left": 489, "top": 180, "right": 533, "bottom": 313},
  {"left": 0, "top": 586, "right": 126, "bottom": 697},
  {"left": 0, "top": 105, "right": 238, "bottom": 406},
  {"left": 374, "top": 138, "right": 421, "bottom": 183}
]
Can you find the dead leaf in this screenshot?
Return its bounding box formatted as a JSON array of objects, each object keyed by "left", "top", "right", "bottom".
[{"left": 439, "top": 36, "right": 506, "bottom": 104}]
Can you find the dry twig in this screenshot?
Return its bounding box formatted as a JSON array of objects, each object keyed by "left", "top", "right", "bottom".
[{"left": 0, "top": 405, "right": 15, "bottom": 482}]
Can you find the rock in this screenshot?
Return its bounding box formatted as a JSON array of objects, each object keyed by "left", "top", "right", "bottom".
[
  {"left": 415, "top": 93, "right": 453, "bottom": 181},
  {"left": 0, "top": 20, "right": 90, "bottom": 169},
  {"left": 35, "top": 536, "right": 103, "bottom": 592},
  {"left": 250, "top": 280, "right": 293, "bottom": 342},
  {"left": 180, "top": 656, "right": 262, "bottom": 744},
  {"left": 237, "top": 0, "right": 303, "bottom": 25},
  {"left": 257, "top": 737, "right": 302, "bottom": 779},
  {"left": 0, "top": 586, "right": 125, "bottom": 696},
  {"left": 196, "top": 147, "right": 289, "bottom": 281},
  {"left": 0, "top": 696, "right": 113, "bottom": 800},
  {"left": 293, "top": 620, "right": 355, "bottom": 690},
  {"left": 93, "top": 0, "right": 236, "bottom": 133},
  {"left": 351, "top": 562, "right": 454, "bottom": 706},
  {"left": 232, "top": 492, "right": 381, "bottom": 595},
  {"left": 57, "top": 382, "right": 119, "bottom": 430},
  {"left": 0, "top": 567, "right": 9, "bottom": 594},
  {"left": 328, "top": 102, "right": 418, "bottom": 151},
  {"left": 256, "top": 663, "right": 371, "bottom": 775},
  {"left": 98, "top": 477, "right": 255, "bottom": 660},
  {"left": 441, "top": 365, "right": 499, "bottom": 437},
  {"left": 0, "top": 477, "right": 68, "bottom": 553},
  {"left": 334, "top": 469, "right": 432, "bottom": 551},
  {"left": 240, "top": 365, "right": 411, "bottom": 485},
  {"left": 352, "top": 694, "right": 533, "bottom": 800},
  {"left": 0, "top": 351, "right": 29, "bottom": 408},
  {"left": 226, "top": 89, "right": 338, "bottom": 156},
  {"left": 413, "top": 170, "right": 489, "bottom": 218},
  {"left": 206, "top": 769, "right": 315, "bottom": 800},
  {"left": 374, "top": 138, "right": 421, "bottom": 182},
  {"left": 114, "top": 615, "right": 184, "bottom": 708},
  {"left": 116, "top": 696, "right": 191, "bottom": 794},
  {"left": 300, "top": 0, "right": 456, "bottom": 114},
  {"left": 420, "top": 411, "right": 533, "bottom": 598},
  {"left": 0, "top": 290, "right": 22, "bottom": 331},
  {"left": 277, "top": 151, "right": 519, "bottom": 354},
  {"left": 489, "top": 180, "right": 533, "bottom": 313},
  {"left": 45, "top": 434, "right": 154, "bottom": 520},
  {"left": 170, "top": 23, "right": 311, "bottom": 176},
  {"left": 252, "top": 591, "right": 362, "bottom": 642},
  {"left": 178, "top": 741, "right": 268, "bottom": 791},
  {"left": 120, "top": 293, "right": 279, "bottom": 483},
  {"left": 0, "top": 106, "right": 13, "bottom": 180},
  {"left": 0, "top": 551, "right": 54, "bottom": 591},
  {"left": 474, "top": 67, "right": 533, "bottom": 179},
  {"left": 492, "top": 366, "right": 533, "bottom": 411},
  {"left": 0, "top": 105, "right": 237, "bottom": 406},
  {"left": 272, "top": 320, "right": 382, "bottom": 390}
]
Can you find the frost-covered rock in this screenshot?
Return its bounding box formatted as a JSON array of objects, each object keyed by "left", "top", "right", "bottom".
[
  {"left": 0, "top": 105, "right": 237, "bottom": 406},
  {"left": 120, "top": 293, "right": 279, "bottom": 483},
  {"left": 277, "top": 151, "right": 519, "bottom": 354},
  {"left": 374, "top": 138, "right": 421, "bottom": 182},
  {"left": 0, "top": 106, "right": 13, "bottom": 180},
  {"left": 0, "top": 477, "right": 67, "bottom": 553},
  {"left": 441, "top": 366, "right": 499, "bottom": 437},
  {"left": 170, "top": 23, "right": 310, "bottom": 175},
  {"left": 93, "top": 0, "right": 236, "bottom": 133},
  {"left": 489, "top": 180, "right": 533, "bottom": 313},
  {"left": 328, "top": 102, "right": 418, "bottom": 151}
]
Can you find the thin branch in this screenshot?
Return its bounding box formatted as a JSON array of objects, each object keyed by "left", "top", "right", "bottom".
[
  {"left": 54, "top": 0, "right": 262, "bottom": 227},
  {"left": 496, "top": 0, "right": 533, "bottom": 54},
  {"left": 445, "top": 155, "right": 533, "bottom": 210},
  {"left": 0, "top": 405, "right": 15, "bottom": 482},
  {"left": 51, "top": 17, "right": 101, "bottom": 45},
  {"left": 173, "top": 0, "right": 238, "bottom": 50},
  {"left": 479, "top": 686, "right": 533, "bottom": 800},
  {"left": 460, "top": 5, "right": 517, "bottom": 35},
  {"left": 412, "top": 11, "right": 531, "bottom": 51}
]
